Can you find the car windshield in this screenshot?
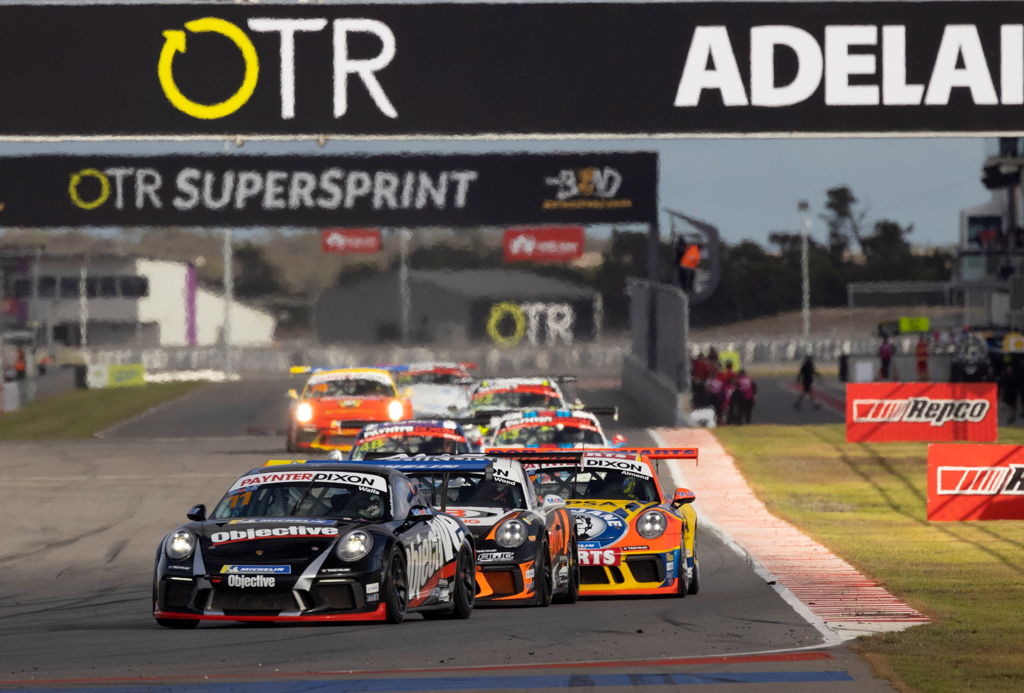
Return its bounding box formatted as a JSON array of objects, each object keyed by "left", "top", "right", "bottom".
[
  {"left": 398, "top": 371, "right": 466, "bottom": 385},
  {"left": 410, "top": 472, "right": 526, "bottom": 510},
  {"left": 350, "top": 434, "right": 465, "bottom": 459},
  {"left": 494, "top": 423, "right": 605, "bottom": 447},
  {"left": 531, "top": 468, "right": 659, "bottom": 503},
  {"left": 211, "top": 480, "right": 390, "bottom": 521},
  {"left": 471, "top": 390, "right": 561, "bottom": 410},
  {"left": 305, "top": 378, "right": 393, "bottom": 398}
]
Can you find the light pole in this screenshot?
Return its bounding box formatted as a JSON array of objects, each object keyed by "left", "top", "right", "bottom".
[{"left": 798, "top": 200, "right": 812, "bottom": 338}]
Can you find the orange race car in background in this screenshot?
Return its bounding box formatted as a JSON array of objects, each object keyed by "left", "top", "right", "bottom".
[{"left": 286, "top": 367, "right": 413, "bottom": 452}]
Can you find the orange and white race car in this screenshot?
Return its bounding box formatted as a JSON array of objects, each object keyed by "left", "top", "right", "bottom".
[
  {"left": 488, "top": 448, "right": 701, "bottom": 597},
  {"left": 286, "top": 367, "right": 413, "bottom": 453}
]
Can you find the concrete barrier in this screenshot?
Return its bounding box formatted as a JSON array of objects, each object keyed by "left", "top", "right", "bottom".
[{"left": 621, "top": 353, "right": 688, "bottom": 426}]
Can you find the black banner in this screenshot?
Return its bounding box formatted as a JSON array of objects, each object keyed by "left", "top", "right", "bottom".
[
  {"left": 0, "top": 153, "right": 657, "bottom": 227},
  {"left": 1, "top": 3, "right": 1024, "bottom": 137}
]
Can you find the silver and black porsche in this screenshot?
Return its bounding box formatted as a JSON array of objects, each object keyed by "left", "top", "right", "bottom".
[{"left": 153, "top": 461, "right": 476, "bottom": 627}]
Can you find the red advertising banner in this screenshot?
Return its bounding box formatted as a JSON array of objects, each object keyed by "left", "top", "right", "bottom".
[
  {"left": 321, "top": 229, "right": 381, "bottom": 255},
  {"left": 928, "top": 444, "right": 1024, "bottom": 521},
  {"left": 504, "top": 227, "right": 584, "bottom": 263},
  {"left": 846, "top": 382, "right": 997, "bottom": 443}
]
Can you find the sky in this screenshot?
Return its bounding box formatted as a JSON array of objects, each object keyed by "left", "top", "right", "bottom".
[{"left": 0, "top": 136, "right": 990, "bottom": 248}]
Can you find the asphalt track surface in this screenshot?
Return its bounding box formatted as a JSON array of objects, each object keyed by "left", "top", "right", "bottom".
[{"left": 0, "top": 376, "right": 893, "bottom": 692}]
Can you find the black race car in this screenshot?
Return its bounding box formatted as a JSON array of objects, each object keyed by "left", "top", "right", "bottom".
[{"left": 153, "top": 461, "right": 476, "bottom": 627}]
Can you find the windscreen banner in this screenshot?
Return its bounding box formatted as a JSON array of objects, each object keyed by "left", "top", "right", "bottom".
[
  {"left": 928, "top": 444, "right": 1024, "bottom": 521},
  {"left": 845, "top": 382, "right": 997, "bottom": 443}
]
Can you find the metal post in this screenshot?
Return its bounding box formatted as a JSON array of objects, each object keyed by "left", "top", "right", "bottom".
[
  {"left": 222, "top": 229, "right": 233, "bottom": 376},
  {"left": 78, "top": 256, "right": 88, "bottom": 348},
  {"left": 398, "top": 228, "right": 411, "bottom": 345},
  {"left": 798, "top": 201, "right": 812, "bottom": 338}
]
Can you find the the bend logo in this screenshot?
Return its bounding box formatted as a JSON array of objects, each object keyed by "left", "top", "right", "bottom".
[
  {"left": 157, "top": 16, "right": 397, "bottom": 120},
  {"left": 852, "top": 397, "right": 990, "bottom": 427}
]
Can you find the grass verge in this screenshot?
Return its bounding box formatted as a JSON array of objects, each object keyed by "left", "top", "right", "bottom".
[
  {"left": 714, "top": 424, "right": 1024, "bottom": 693},
  {"left": 0, "top": 381, "right": 203, "bottom": 440}
]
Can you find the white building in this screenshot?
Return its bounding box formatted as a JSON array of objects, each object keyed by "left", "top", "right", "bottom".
[{"left": 2, "top": 253, "right": 275, "bottom": 348}]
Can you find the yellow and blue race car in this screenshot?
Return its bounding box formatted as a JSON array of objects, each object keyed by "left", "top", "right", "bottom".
[{"left": 488, "top": 448, "right": 700, "bottom": 597}]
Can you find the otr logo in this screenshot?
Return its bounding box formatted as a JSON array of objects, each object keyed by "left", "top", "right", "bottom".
[{"left": 157, "top": 16, "right": 398, "bottom": 120}]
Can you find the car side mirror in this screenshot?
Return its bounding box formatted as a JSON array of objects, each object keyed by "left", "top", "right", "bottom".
[
  {"left": 287, "top": 389, "right": 299, "bottom": 400},
  {"left": 671, "top": 488, "right": 696, "bottom": 508},
  {"left": 408, "top": 505, "right": 434, "bottom": 522},
  {"left": 186, "top": 503, "right": 207, "bottom": 522},
  {"left": 612, "top": 434, "right": 628, "bottom": 445}
]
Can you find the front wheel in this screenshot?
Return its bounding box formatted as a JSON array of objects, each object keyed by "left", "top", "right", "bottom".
[
  {"left": 687, "top": 538, "right": 701, "bottom": 595},
  {"left": 675, "top": 547, "right": 690, "bottom": 598},
  {"left": 555, "top": 539, "right": 580, "bottom": 604},
  {"left": 534, "top": 542, "right": 553, "bottom": 607},
  {"left": 449, "top": 546, "right": 475, "bottom": 619},
  {"left": 383, "top": 549, "right": 409, "bottom": 624}
]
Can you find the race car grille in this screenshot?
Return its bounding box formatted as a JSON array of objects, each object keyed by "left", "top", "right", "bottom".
[
  {"left": 162, "top": 579, "right": 194, "bottom": 609},
  {"left": 625, "top": 556, "right": 664, "bottom": 584},
  {"left": 293, "top": 430, "right": 319, "bottom": 445},
  {"left": 580, "top": 566, "right": 611, "bottom": 585},
  {"left": 310, "top": 582, "right": 356, "bottom": 610},
  {"left": 211, "top": 590, "right": 297, "bottom": 613},
  {"left": 483, "top": 569, "right": 517, "bottom": 596}
]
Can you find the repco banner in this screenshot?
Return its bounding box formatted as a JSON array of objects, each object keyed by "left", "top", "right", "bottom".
[
  {"left": 1, "top": 3, "right": 1024, "bottom": 137},
  {"left": 846, "top": 382, "right": 997, "bottom": 443},
  {"left": 928, "top": 444, "right": 1024, "bottom": 521},
  {"left": 321, "top": 228, "right": 381, "bottom": 255}
]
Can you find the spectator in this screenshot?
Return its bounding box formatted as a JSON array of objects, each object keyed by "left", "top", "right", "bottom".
[
  {"left": 915, "top": 336, "right": 929, "bottom": 381},
  {"left": 794, "top": 355, "right": 822, "bottom": 410},
  {"left": 879, "top": 336, "right": 895, "bottom": 380},
  {"left": 717, "top": 362, "right": 738, "bottom": 423},
  {"left": 14, "top": 348, "right": 26, "bottom": 381},
  {"left": 691, "top": 352, "right": 710, "bottom": 407},
  {"left": 704, "top": 376, "right": 724, "bottom": 423},
  {"left": 735, "top": 369, "right": 757, "bottom": 424}
]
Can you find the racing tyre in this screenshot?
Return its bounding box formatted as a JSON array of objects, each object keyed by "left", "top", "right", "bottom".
[
  {"left": 155, "top": 617, "right": 199, "bottom": 629},
  {"left": 687, "top": 538, "right": 701, "bottom": 595},
  {"left": 449, "top": 546, "right": 475, "bottom": 619},
  {"left": 534, "top": 541, "right": 553, "bottom": 607},
  {"left": 675, "top": 547, "right": 690, "bottom": 598},
  {"left": 383, "top": 548, "right": 409, "bottom": 624},
  {"left": 555, "top": 539, "right": 580, "bottom": 604},
  {"left": 422, "top": 546, "right": 475, "bottom": 620}
]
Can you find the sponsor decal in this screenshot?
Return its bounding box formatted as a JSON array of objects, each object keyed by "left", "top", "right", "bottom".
[
  {"left": 226, "top": 574, "right": 276, "bottom": 588},
  {"left": 211, "top": 525, "right": 340, "bottom": 545},
  {"left": 365, "top": 582, "right": 380, "bottom": 594},
  {"left": 319, "top": 567, "right": 352, "bottom": 574},
  {"left": 228, "top": 518, "right": 335, "bottom": 525},
  {"left": 543, "top": 168, "right": 631, "bottom": 211},
  {"left": 620, "top": 545, "right": 650, "bottom": 551},
  {"left": 322, "top": 228, "right": 382, "bottom": 255},
  {"left": 928, "top": 444, "right": 1024, "bottom": 520},
  {"left": 166, "top": 564, "right": 191, "bottom": 572},
  {"left": 846, "top": 383, "right": 997, "bottom": 443},
  {"left": 484, "top": 301, "right": 576, "bottom": 347},
  {"left": 571, "top": 508, "right": 627, "bottom": 547},
  {"left": 228, "top": 470, "right": 388, "bottom": 493},
  {"left": 579, "top": 549, "right": 621, "bottom": 566},
  {"left": 220, "top": 565, "right": 292, "bottom": 574},
  {"left": 476, "top": 551, "right": 515, "bottom": 563},
  {"left": 582, "top": 456, "right": 651, "bottom": 478},
  {"left": 503, "top": 227, "right": 584, "bottom": 263},
  {"left": 406, "top": 515, "right": 462, "bottom": 599}
]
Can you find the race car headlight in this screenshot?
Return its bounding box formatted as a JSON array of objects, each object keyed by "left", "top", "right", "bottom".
[
  {"left": 165, "top": 530, "right": 195, "bottom": 560},
  {"left": 636, "top": 511, "right": 667, "bottom": 539},
  {"left": 495, "top": 519, "right": 527, "bottom": 548},
  {"left": 336, "top": 530, "right": 374, "bottom": 562},
  {"left": 387, "top": 399, "right": 405, "bottom": 422},
  {"left": 294, "top": 402, "right": 314, "bottom": 423}
]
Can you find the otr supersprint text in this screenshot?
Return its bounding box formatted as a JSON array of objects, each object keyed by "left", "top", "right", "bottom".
[{"left": 158, "top": 17, "right": 397, "bottom": 120}]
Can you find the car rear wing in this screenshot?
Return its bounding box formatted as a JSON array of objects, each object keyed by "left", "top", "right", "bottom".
[
  {"left": 485, "top": 447, "right": 699, "bottom": 465},
  {"left": 348, "top": 455, "right": 496, "bottom": 473}
]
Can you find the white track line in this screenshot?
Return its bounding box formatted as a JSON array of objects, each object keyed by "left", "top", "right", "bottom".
[{"left": 651, "top": 428, "right": 929, "bottom": 643}]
